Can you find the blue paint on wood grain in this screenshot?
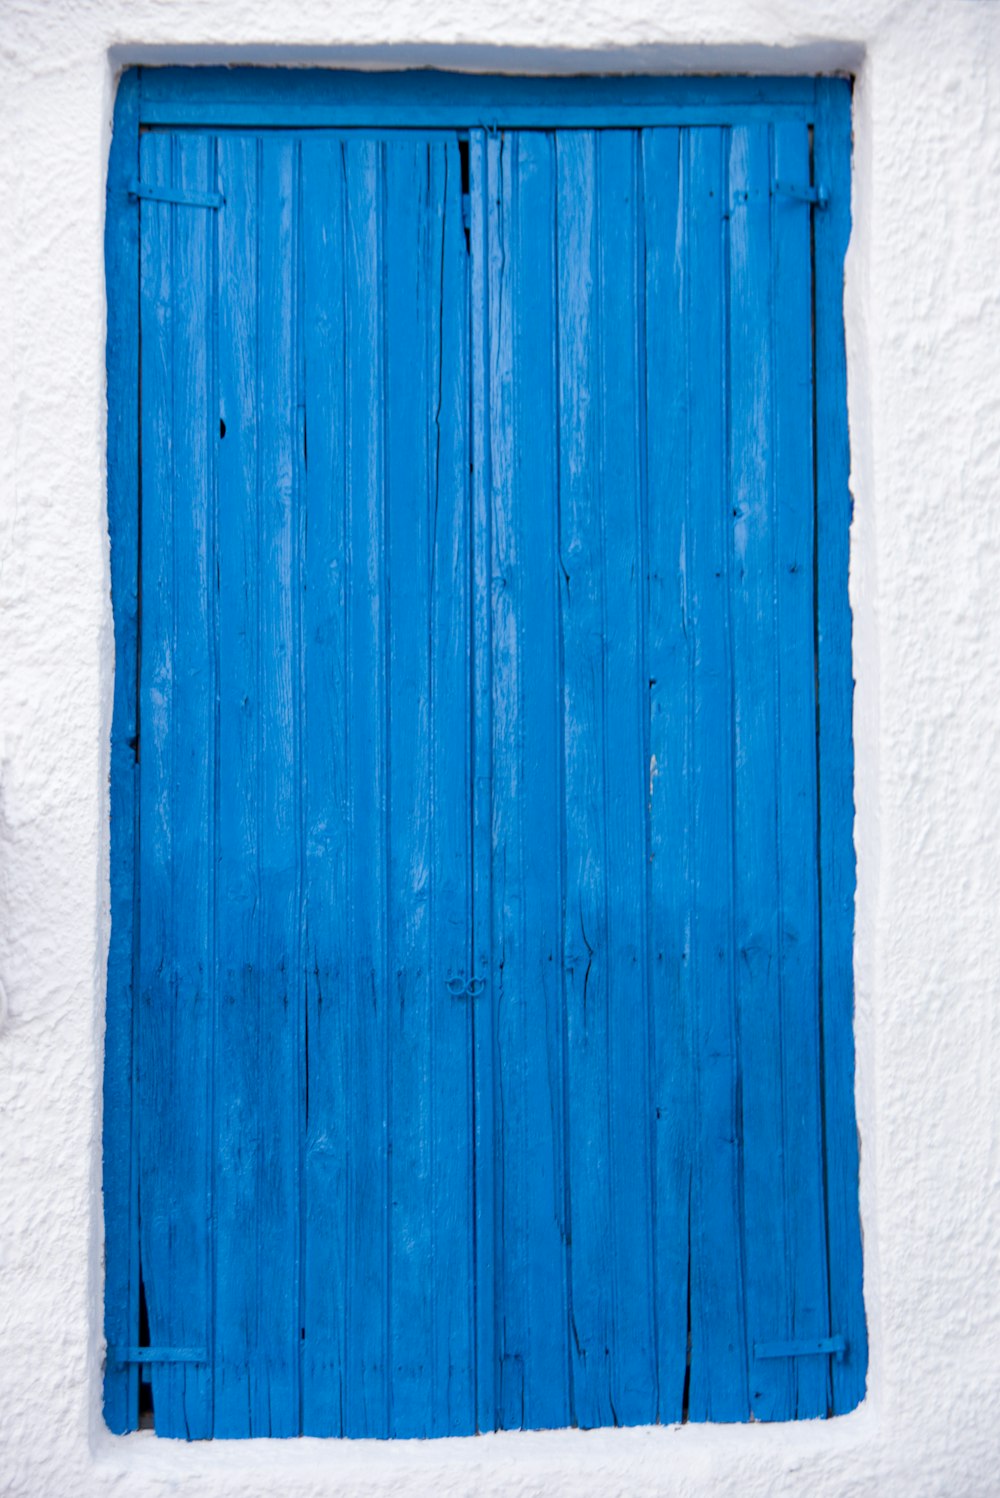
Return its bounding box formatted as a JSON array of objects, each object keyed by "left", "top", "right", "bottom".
[
  {"left": 771, "top": 118, "right": 832, "bottom": 1420},
  {"left": 814, "top": 78, "right": 869, "bottom": 1416},
  {"left": 135, "top": 128, "right": 215, "bottom": 1439},
  {"left": 104, "top": 69, "right": 864, "bottom": 1439},
  {"left": 641, "top": 123, "right": 693, "bottom": 1424},
  {"left": 103, "top": 63, "right": 141, "bottom": 1436},
  {"left": 468, "top": 126, "right": 498, "bottom": 1436},
  {"left": 212, "top": 129, "right": 262, "bottom": 1437},
  {"left": 298, "top": 130, "right": 351, "bottom": 1437},
  {"left": 137, "top": 68, "right": 821, "bottom": 129},
  {"left": 690, "top": 124, "right": 750, "bottom": 1421},
  {"left": 484, "top": 129, "right": 573, "bottom": 1433}
]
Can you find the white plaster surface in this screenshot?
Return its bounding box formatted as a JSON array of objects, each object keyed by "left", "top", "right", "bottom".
[{"left": 2, "top": 0, "right": 1000, "bottom": 1493}]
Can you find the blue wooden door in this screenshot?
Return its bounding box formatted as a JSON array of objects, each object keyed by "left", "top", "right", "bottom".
[
  {"left": 471, "top": 123, "right": 836, "bottom": 1429},
  {"left": 118, "top": 100, "right": 862, "bottom": 1439},
  {"left": 136, "top": 128, "right": 476, "bottom": 1438}
]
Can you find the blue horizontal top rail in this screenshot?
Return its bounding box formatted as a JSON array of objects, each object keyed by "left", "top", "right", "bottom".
[{"left": 135, "top": 67, "right": 830, "bottom": 128}]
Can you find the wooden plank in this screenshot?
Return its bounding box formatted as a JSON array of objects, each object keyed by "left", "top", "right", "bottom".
[
  {"left": 555, "top": 128, "right": 616, "bottom": 1431},
  {"left": 163, "top": 131, "right": 216, "bottom": 1439},
  {"left": 814, "top": 77, "right": 867, "bottom": 1415},
  {"left": 136, "top": 129, "right": 215, "bottom": 1439},
  {"left": 684, "top": 126, "right": 749, "bottom": 1421},
  {"left": 383, "top": 137, "right": 436, "bottom": 1437},
  {"left": 142, "top": 104, "right": 816, "bottom": 130},
  {"left": 253, "top": 131, "right": 302, "bottom": 1435},
  {"left": 135, "top": 125, "right": 176, "bottom": 1435},
  {"left": 486, "top": 130, "right": 572, "bottom": 1433},
  {"left": 299, "top": 133, "right": 350, "bottom": 1438},
  {"left": 595, "top": 128, "right": 657, "bottom": 1427},
  {"left": 382, "top": 136, "right": 476, "bottom": 1438},
  {"left": 468, "top": 126, "right": 498, "bottom": 1435},
  {"left": 771, "top": 120, "right": 831, "bottom": 1420},
  {"left": 483, "top": 126, "right": 517, "bottom": 1432},
  {"left": 640, "top": 125, "right": 692, "bottom": 1425},
  {"left": 138, "top": 67, "right": 817, "bottom": 128},
  {"left": 213, "top": 130, "right": 263, "bottom": 1437},
  {"left": 103, "top": 65, "right": 141, "bottom": 1436},
  {"left": 341, "top": 137, "right": 390, "bottom": 1438},
  {"left": 422, "top": 135, "right": 477, "bottom": 1438},
  {"left": 728, "top": 121, "right": 792, "bottom": 1422}
]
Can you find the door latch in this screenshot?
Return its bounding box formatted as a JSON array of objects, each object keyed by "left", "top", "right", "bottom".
[{"left": 445, "top": 975, "right": 488, "bottom": 999}]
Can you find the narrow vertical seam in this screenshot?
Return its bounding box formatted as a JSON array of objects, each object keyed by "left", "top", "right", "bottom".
[
  {"left": 635, "top": 128, "right": 659, "bottom": 1423},
  {"left": 379, "top": 141, "right": 394, "bottom": 1437},
  {"left": 552, "top": 133, "right": 575, "bottom": 1431},
  {"left": 208, "top": 130, "right": 221, "bottom": 1436},
  {"left": 294, "top": 135, "right": 307, "bottom": 1434},
  {"left": 427, "top": 138, "right": 440, "bottom": 1432},
  {"left": 594, "top": 136, "right": 618, "bottom": 1428},
  {"left": 767, "top": 124, "right": 794, "bottom": 1415},
  {"left": 722, "top": 126, "right": 750, "bottom": 1408},
  {"left": 167, "top": 136, "right": 179, "bottom": 1421},
  {"left": 129, "top": 123, "right": 144, "bottom": 1433},
  {"left": 340, "top": 137, "right": 352, "bottom": 1435},
  {"left": 253, "top": 133, "right": 263, "bottom": 1418},
  {"left": 682, "top": 127, "right": 698, "bottom": 1423}
]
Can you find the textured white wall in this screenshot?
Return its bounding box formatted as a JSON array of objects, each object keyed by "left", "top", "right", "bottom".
[{"left": 1, "top": 1, "right": 999, "bottom": 1494}]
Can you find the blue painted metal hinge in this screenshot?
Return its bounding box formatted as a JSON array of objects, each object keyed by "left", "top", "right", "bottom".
[
  {"left": 128, "top": 178, "right": 224, "bottom": 210},
  {"left": 108, "top": 1346, "right": 208, "bottom": 1364},
  {"left": 772, "top": 178, "right": 829, "bottom": 208},
  {"left": 755, "top": 1333, "right": 846, "bottom": 1361}
]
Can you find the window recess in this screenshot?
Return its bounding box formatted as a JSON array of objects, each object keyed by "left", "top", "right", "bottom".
[{"left": 103, "top": 67, "right": 865, "bottom": 1439}]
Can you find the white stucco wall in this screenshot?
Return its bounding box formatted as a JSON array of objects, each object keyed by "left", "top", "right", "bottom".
[{"left": 2, "top": 1, "right": 999, "bottom": 1493}]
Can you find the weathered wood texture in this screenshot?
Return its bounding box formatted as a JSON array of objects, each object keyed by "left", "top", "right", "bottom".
[
  {"left": 105, "top": 82, "right": 864, "bottom": 1438},
  {"left": 103, "top": 65, "right": 141, "bottom": 1436}
]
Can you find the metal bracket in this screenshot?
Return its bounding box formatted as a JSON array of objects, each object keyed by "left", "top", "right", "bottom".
[
  {"left": 128, "top": 178, "right": 224, "bottom": 210},
  {"left": 755, "top": 1333, "right": 846, "bottom": 1361},
  {"left": 772, "top": 178, "right": 829, "bottom": 208}
]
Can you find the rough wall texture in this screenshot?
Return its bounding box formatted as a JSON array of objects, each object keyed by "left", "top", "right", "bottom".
[{"left": 1, "top": 1, "right": 999, "bottom": 1494}]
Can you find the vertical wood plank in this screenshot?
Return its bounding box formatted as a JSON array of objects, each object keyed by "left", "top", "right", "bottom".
[
  {"left": 383, "top": 138, "right": 435, "bottom": 1437},
  {"left": 135, "top": 125, "right": 177, "bottom": 1435},
  {"left": 640, "top": 124, "right": 693, "bottom": 1425},
  {"left": 556, "top": 128, "right": 615, "bottom": 1431},
  {"left": 728, "top": 122, "right": 792, "bottom": 1422},
  {"left": 424, "top": 135, "right": 477, "bottom": 1437},
  {"left": 382, "top": 136, "right": 475, "bottom": 1438},
  {"left": 814, "top": 77, "right": 867, "bottom": 1415},
  {"left": 595, "top": 128, "right": 657, "bottom": 1427},
  {"left": 214, "top": 130, "right": 262, "bottom": 1438},
  {"left": 486, "top": 130, "right": 571, "bottom": 1434},
  {"left": 300, "top": 134, "right": 350, "bottom": 1438},
  {"left": 468, "top": 126, "right": 498, "bottom": 1435},
  {"left": 342, "top": 137, "right": 390, "bottom": 1438},
  {"left": 685, "top": 126, "right": 749, "bottom": 1421},
  {"left": 136, "top": 128, "right": 215, "bottom": 1439},
  {"left": 104, "top": 65, "right": 141, "bottom": 1436},
  {"left": 483, "top": 127, "right": 517, "bottom": 1431},
  {"left": 167, "top": 132, "right": 216, "bottom": 1439},
  {"left": 253, "top": 131, "right": 302, "bottom": 1435},
  {"left": 771, "top": 120, "right": 830, "bottom": 1419}
]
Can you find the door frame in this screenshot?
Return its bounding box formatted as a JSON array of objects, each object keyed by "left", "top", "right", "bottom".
[{"left": 104, "top": 66, "right": 861, "bottom": 1434}]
